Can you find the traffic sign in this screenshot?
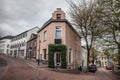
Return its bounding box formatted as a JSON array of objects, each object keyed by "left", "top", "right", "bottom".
[{"left": 29, "top": 46, "right": 32, "bottom": 51}]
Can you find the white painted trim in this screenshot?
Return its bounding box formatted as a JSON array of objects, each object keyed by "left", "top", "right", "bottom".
[{"left": 54, "top": 26, "right": 62, "bottom": 39}]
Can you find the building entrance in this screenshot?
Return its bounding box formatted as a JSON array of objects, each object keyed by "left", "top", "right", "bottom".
[{"left": 54, "top": 52, "right": 61, "bottom": 67}]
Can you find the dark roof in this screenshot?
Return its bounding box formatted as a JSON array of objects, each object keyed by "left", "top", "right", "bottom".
[
  {"left": 27, "top": 34, "right": 37, "bottom": 42},
  {"left": 0, "top": 35, "right": 14, "bottom": 40},
  {"left": 31, "top": 33, "right": 37, "bottom": 38},
  {"left": 37, "top": 18, "right": 81, "bottom": 38},
  {"left": 15, "top": 26, "right": 39, "bottom": 37}
]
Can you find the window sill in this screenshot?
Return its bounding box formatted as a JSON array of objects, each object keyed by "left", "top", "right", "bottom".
[
  {"left": 55, "top": 38, "right": 62, "bottom": 39},
  {"left": 43, "top": 40, "right": 46, "bottom": 42}
]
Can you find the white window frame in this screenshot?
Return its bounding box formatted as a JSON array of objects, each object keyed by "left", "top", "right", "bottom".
[
  {"left": 68, "top": 48, "right": 73, "bottom": 64},
  {"left": 43, "top": 31, "right": 47, "bottom": 41},
  {"left": 55, "top": 26, "right": 62, "bottom": 39}
]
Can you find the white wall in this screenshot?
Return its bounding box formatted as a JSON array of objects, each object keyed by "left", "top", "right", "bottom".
[
  {"left": 81, "top": 47, "right": 87, "bottom": 67},
  {"left": 10, "top": 27, "right": 39, "bottom": 58},
  {"left": 0, "top": 39, "right": 11, "bottom": 55}
]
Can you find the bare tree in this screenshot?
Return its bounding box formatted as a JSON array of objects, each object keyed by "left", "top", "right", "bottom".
[
  {"left": 68, "top": 0, "right": 102, "bottom": 70},
  {"left": 97, "top": 0, "right": 120, "bottom": 65}
]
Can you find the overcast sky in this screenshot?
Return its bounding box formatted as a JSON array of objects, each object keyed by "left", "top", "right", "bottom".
[{"left": 0, "top": 0, "right": 71, "bottom": 36}]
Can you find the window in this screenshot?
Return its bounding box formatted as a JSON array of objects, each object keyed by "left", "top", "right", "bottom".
[
  {"left": 22, "top": 42, "right": 24, "bottom": 46},
  {"left": 55, "top": 26, "right": 61, "bottom": 38},
  {"left": 56, "top": 14, "right": 61, "bottom": 19},
  {"left": 7, "top": 49, "right": 9, "bottom": 53},
  {"left": 34, "top": 41, "right": 36, "bottom": 46},
  {"left": 17, "top": 44, "right": 19, "bottom": 47},
  {"left": 69, "top": 48, "right": 72, "bottom": 63},
  {"left": 20, "top": 43, "right": 21, "bottom": 47},
  {"left": 20, "top": 34, "right": 23, "bottom": 38},
  {"left": 20, "top": 34, "right": 22, "bottom": 38},
  {"left": 54, "top": 39, "right": 62, "bottom": 44},
  {"left": 25, "top": 33, "right": 27, "bottom": 37},
  {"left": 43, "top": 31, "right": 47, "bottom": 41},
  {"left": 21, "top": 50, "right": 24, "bottom": 57},
  {"left": 38, "top": 35, "right": 41, "bottom": 43},
  {"left": 56, "top": 53, "right": 61, "bottom": 63},
  {"left": 23, "top": 33, "right": 26, "bottom": 37},
  {"left": 43, "top": 49, "right": 46, "bottom": 59},
  {"left": 10, "top": 50, "right": 13, "bottom": 55},
  {"left": 7, "top": 44, "right": 9, "bottom": 48},
  {"left": 30, "top": 42, "right": 32, "bottom": 47},
  {"left": 23, "top": 41, "right": 26, "bottom": 46},
  {"left": 105, "top": 62, "right": 107, "bottom": 65},
  {"left": 10, "top": 45, "right": 12, "bottom": 48}
]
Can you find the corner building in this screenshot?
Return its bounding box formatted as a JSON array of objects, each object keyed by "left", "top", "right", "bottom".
[{"left": 37, "top": 8, "right": 81, "bottom": 69}]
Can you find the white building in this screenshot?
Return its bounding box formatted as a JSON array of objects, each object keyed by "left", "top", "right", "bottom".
[
  {"left": 81, "top": 46, "right": 87, "bottom": 67},
  {"left": 0, "top": 36, "right": 14, "bottom": 55},
  {"left": 81, "top": 37, "right": 90, "bottom": 67},
  {"left": 10, "top": 27, "right": 39, "bottom": 58}
]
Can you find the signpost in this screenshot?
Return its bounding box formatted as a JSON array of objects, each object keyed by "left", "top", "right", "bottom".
[{"left": 29, "top": 46, "right": 32, "bottom": 59}]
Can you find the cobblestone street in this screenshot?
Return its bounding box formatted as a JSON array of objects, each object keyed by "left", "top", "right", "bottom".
[{"left": 0, "top": 55, "right": 120, "bottom": 80}]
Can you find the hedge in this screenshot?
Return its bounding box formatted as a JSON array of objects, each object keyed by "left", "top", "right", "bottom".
[{"left": 48, "top": 44, "right": 67, "bottom": 68}]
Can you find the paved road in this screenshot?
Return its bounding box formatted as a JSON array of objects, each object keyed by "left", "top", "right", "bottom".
[
  {"left": 0, "top": 55, "right": 54, "bottom": 80},
  {"left": 0, "top": 55, "right": 120, "bottom": 80}
]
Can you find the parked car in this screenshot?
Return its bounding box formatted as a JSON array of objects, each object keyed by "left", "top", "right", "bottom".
[
  {"left": 106, "top": 66, "right": 112, "bottom": 70},
  {"left": 89, "top": 64, "right": 97, "bottom": 72}
]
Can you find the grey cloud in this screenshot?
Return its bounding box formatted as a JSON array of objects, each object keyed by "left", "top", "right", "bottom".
[{"left": 0, "top": 0, "right": 69, "bottom": 36}]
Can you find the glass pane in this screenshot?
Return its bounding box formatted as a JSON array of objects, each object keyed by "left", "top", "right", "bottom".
[{"left": 56, "top": 30, "right": 61, "bottom": 38}]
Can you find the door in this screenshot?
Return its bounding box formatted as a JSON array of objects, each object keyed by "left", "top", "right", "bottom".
[{"left": 54, "top": 52, "right": 61, "bottom": 67}]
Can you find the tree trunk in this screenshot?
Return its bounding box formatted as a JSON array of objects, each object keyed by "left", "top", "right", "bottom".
[
  {"left": 118, "top": 44, "right": 120, "bottom": 65},
  {"left": 87, "top": 49, "right": 90, "bottom": 72}
]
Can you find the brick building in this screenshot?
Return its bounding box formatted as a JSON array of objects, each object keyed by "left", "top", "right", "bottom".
[
  {"left": 26, "top": 34, "right": 37, "bottom": 59},
  {"left": 37, "top": 8, "right": 81, "bottom": 69}
]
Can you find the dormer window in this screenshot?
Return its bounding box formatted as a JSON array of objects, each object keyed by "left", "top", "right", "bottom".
[{"left": 56, "top": 14, "right": 61, "bottom": 19}]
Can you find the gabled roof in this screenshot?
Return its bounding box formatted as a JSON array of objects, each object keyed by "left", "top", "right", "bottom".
[
  {"left": 37, "top": 18, "right": 81, "bottom": 38},
  {"left": 27, "top": 33, "right": 37, "bottom": 42}
]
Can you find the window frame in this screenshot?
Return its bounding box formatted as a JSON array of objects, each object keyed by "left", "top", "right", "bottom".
[
  {"left": 55, "top": 26, "right": 62, "bottom": 39},
  {"left": 56, "top": 14, "right": 61, "bottom": 19},
  {"left": 43, "top": 31, "right": 47, "bottom": 41},
  {"left": 43, "top": 49, "right": 46, "bottom": 59}
]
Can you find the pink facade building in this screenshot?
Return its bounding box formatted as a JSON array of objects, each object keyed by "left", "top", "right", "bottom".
[{"left": 37, "top": 8, "right": 81, "bottom": 69}]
